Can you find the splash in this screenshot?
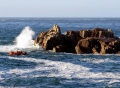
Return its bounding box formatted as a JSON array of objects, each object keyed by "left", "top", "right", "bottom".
[{"left": 15, "top": 26, "right": 35, "bottom": 48}]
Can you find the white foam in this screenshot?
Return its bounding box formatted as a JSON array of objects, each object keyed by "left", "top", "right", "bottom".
[
  {"left": 0, "top": 26, "right": 43, "bottom": 53},
  {"left": 15, "top": 26, "right": 35, "bottom": 48},
  {"left": 0, "top": 44, "right": 43, "bottom": 53},
  {"left": 108, "top": 79, "right": 120, "bottom": 84},
  {"left": 81, "top": 58, "right": 120, "bottom": 64},
  {"left": 0, "top": 56, "right": 119, "bottom": 85},
  {"left": 0, "top": 45, "right": 17, "bottom": 52}
]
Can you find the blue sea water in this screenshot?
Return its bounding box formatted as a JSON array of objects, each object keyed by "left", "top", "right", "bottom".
[{"left": 0, "top": 18, "right": 120, "bottom": 88}]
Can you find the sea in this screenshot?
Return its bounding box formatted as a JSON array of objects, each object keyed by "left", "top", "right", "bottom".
[{"left": 0, "top": 18, "right": 120, "bottom": 88}]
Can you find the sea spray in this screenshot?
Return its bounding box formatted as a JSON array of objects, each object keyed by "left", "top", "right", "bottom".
[
  {"left": 15, "top": 26, "right": 35, "bottom": 48},
  {"left": 0, "top": 26, "right": 41, "bottom": 53}
]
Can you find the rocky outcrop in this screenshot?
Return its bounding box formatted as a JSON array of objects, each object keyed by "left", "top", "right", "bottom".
[
  {"left": 75, "top": 37, "right": 120, "bottom": 54},
  {"left": 34, "top": 24, "right": 120, "bottom": 54},
  {"left": 34, "top": 24, "right": 61, "bottom": 50},
  {"left": 34, "top": 24, "right": 75, "bottom": 53}
]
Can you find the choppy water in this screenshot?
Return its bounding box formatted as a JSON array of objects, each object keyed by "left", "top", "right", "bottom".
[{"left": 0, "top": 18, "right": 120, "bottom": 88}]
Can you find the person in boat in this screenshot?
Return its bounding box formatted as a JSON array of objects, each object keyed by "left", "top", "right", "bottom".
[
  {"left": 9, "top": 50, "right": 27, "bottom": 56},
  {"left": 9, "top": 51, "right": 15, "bottom": 56}
]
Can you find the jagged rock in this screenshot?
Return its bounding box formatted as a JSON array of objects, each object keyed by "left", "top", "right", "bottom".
[
  {"left": 75, "top": 37, "right": 120, "bottom": 54},
  {"left": 53, "top": 45, "right": 65, "bottom": 52},
  {"left": 48, "top": 24, "right": 61, "bottom": 34},
  {"left": 75, "top": 38, "right": 101, "bottom": 54},
  {"left": 92, "top": 47, "right": 99, "bottom": 54},
  {"left": 118, "top": 51, "right": 120, "bottom": 55},
  {"left": 34, "top": 24, "right": 120, "bottom": 54},
  {"left": 79, "top": 30, "right": 91, "bottom": 38},
  {"left": 34, "top": 24, "right": 62, "bottom": 50},
  {"left": 34, "top": 31, "right": 47, "bottom": 46},
  {"left": 99, "top": 38, "right": 120, "bottom": 54},
  {"left": 34, "top": 24, "right": 75, "bottom": 53},
  {"left": 65, "top": 30, "right": 81, "bottom": 44},
  {"left": 91, "top": 28, "right": 114, "bottom": 38}
]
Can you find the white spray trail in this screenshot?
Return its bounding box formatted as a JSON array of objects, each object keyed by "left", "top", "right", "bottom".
[{"left": 15, "top": 26, "right": 35, "bottom": 48}]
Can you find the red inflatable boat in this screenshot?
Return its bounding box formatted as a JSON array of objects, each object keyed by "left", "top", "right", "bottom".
[{"left": 9, "top": 50, "right": 27, "bottom": 56}]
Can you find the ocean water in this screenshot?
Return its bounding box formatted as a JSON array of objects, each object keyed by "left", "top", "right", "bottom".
[{"left": 0, "top": 18, "right": 120, "bottom": 88}]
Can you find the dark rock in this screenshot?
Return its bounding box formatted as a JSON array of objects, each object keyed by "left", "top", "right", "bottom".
[
  {"left": 118, "top": 51, "right": 120, "bottom": 55},
  {"left": 91, "top": 28, "right": 114, "bottom": 38},
  {"left": 34, "top": 24, "right": 75, "bottom": 53},
  {"left": 53, "top": 45, "right": 65, "bottom": 52},
  {"left": 79, "top": 30, "right": 92, "bottom": 38},
  {"left": 34, "top": 24, "right": 62, "bottom": 50},
  {"left": 99, "top": 38, "right": 120, "bottom": 54},
  {"left": 75, "top": 38, "right": 101, "bottom": 54},
  {"left": 34, "top": 24, "right": 120, "bottom": 54}
]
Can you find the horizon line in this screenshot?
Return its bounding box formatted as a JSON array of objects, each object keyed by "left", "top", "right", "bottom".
[{"left": 0, "top": 17, "right": 120, "bottom": 18}]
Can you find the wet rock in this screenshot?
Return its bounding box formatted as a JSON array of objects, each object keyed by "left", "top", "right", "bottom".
[
  {"left": 75, "top": 38, "right": 101, "bottom": 54},
  {"left": 34, "top": 24, "right": 75, "bottom": 53},
  {"left": 79, "top": 30, "right": 92, "bottom": 38},
  {"left": 34, "top": 24, "right": 62, "bottom": 50},
  {"left": 34, "top": 24, "right": 120, "bottom": 54},
  {"left": 99, "top": 38, "right": 120, "bottom": 54},
  {"left": 53, "top": 45, "right": 65, "bottom": 52},
  {"left": 65, "top": 30, "right": 81, "bottom": 44}
]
